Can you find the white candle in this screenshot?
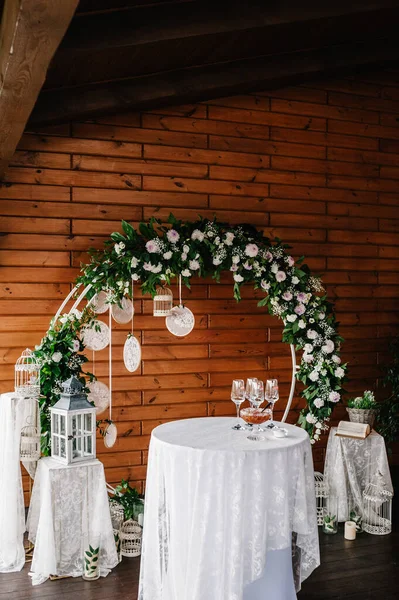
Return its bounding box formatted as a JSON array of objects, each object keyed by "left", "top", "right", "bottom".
[
  {"left": 344, "top": 521, "right": 356, "bottom": 540},
  {"left": 138, "top": 512, "right": 144, "bottom": 527}
]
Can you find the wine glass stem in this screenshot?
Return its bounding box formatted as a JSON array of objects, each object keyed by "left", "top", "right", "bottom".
[{"left": 236, "top": 403, "right": 240, "bottom": 420}]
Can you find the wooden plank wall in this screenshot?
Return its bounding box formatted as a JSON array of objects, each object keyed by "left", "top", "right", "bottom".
[{"left": 1, "top": 69, "right": 399, "bottom": 501}]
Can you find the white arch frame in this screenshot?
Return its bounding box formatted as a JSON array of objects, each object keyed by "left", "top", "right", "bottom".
[{"left": 55, "top": 285, "right": 297, "bottom": 423}]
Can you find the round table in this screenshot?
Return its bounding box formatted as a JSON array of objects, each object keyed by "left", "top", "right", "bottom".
[{"left": 139, "top": 417, "right": 319, "bottom": 600}]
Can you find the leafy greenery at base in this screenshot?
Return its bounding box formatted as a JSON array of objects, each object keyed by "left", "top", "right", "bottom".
[{"left": 111, "top": 479, "right": 143, "bottom": 521}]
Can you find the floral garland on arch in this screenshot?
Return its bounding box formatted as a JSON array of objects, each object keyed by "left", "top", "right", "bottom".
[{"left": 70, "top": 214, "right": 347, "bottom": 442}]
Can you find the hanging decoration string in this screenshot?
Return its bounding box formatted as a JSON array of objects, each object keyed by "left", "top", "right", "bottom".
[
  {"left": 178, "top": 274, "right": 182, "bottom": 307},
  {"left": 108, "top": 307, "right": 112, "bottom": 422},
  {"left": 132, "top": 277, "right": 134, "bottom": 337}
]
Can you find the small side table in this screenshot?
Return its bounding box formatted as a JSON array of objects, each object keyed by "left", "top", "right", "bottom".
[
  {"left": 324, "top": 428, "right": 393, "bottom": 522},
  {"left": 27, "top": 457, "right": 118, "bottom": 585}
]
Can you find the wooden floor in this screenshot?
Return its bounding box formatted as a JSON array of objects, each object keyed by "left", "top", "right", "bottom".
[{"left": 2, "top": 470, "right": 397, "bottom": 600}]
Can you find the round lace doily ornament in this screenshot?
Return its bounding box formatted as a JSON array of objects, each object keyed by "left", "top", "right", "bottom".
[
  {"left": 87, "top": 380, "right": 110, "bottom": 415},
  {"left": 91, "top": 291, "right": 110, "bottom": 314},
  {"left": 165, "top": 305, "right": 195, "bottom": 337},
  {"left": 82, "top": 320, "right": 110, "bottom": 351},
  {"left": 112, "top": 297, "right": 134, "bottom": 324},
  {"left": 123, "top": 335, "right": 141, "bottom": 373},
  {"left": 104, "top": 422, "right": 118, "bottom": 448}
]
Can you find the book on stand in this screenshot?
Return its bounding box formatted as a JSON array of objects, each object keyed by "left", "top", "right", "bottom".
[{"left": 335, "top": 421, "right": 371, "bottom": 439}]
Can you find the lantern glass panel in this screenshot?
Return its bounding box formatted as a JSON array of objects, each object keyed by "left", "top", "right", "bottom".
[
  {"left": 53, "top": 414, "right": 59, "bottom": 434},
  {"left": 60, "top": 437, "right": 66, "bottom": 458},
  {"left": 85, "top": 436, "right": 92, "bottom": 455},
  {"left": 73, "top": 438, "right": 78, "bottom": 458},
  {"left": 72, "top": 415, "right": 77, "bottom": 435},
  {"left": 60, "top": 415, "right": 65, "bottom": 435},
  {"left": 77, "top": 414, "right": 82, "bottom": 435},
  {"left": 53, "top": 436, "right": 59, "bottom": 456},
  {"left": 85, "top": 413, "right": 92, "bottom": 432}
]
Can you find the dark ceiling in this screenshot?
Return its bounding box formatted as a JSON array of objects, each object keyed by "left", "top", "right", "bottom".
[{"left": 3, "top": 0, "right": 399, "bottom": 125}]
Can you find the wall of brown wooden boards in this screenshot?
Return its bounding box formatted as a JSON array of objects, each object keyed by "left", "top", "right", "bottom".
[{"left": 1, "top": 69, "right": 399, "bottom": 502}]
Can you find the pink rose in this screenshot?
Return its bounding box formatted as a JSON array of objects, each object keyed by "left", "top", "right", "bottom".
[
  {"left": 294, "top": 303, "right": 305, "bottom": 316},
  {"left": 287, "top": 256, "right": 295, "bottom": 267},
  {"left": 282, "top": 291, "right": 293, "bottom": 301},
  {"left": 276, "top": 271, "right": 286, "bottom": 282}
]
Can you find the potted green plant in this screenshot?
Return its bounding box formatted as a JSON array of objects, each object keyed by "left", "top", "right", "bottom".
[
  {"left": 111, "top": 479, "right": 144, "bottom": 522},
  {"left": 347, "top": 390, "right": 378, "bottom": 429}
]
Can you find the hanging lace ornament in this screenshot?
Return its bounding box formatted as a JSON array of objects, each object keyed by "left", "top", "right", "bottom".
[
  {"left": 165, "top": 275, "right": 195, "bottom": 337},
  {"left": 153, "top": 286, "right": 173, "bottom": 317},
  {"left": 91, "top": 290, "right": 110, "bottom": 314},
  {"left": 124, "top": 335, "right": 141, "bottom": 373},
  {"left": 123, "top": 277, "right": 141, "bottom": 373},
  {"left": 112, "top": 297, "right": 134, "bottom": 324},
  {"left": 82, "top": 320, "right": 110, "bottom": 351},
  {"left": 104, "top": 421, "right": 118, "bottom": 448},
  {"left": 87, "top": 380, "right": 110, "bottom": 415}
]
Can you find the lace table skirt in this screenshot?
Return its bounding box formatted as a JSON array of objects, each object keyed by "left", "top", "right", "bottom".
[{"left": 139, "top": 417, "right": 320, "bottom": 600}]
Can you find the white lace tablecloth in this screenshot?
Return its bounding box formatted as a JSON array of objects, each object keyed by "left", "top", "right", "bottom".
[
  {"left": 139, "top": 417, "right": 319, "bottom": 600},
  {"left": 27, "top": 457, "right": 118, "bottom": 585},
  {"left": 0, "top": 392, "right": 38, "bottom": 573},
  {"left": 324, "top": 428, "right": 393, "bottom": 522}
]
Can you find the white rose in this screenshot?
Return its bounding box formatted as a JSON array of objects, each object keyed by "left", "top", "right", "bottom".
[
  {"left": 307, "top": 330, "right": 317, "bottom": 340},
  {"left": 322, "top": 339, "right": 334, "bottom": 354},
  {"left": 181, "top": 269, "right": 191, "bottom": 277},
  {"left": 191, "top": 229, "right": 205, "bottom": 242},
  {"left": 131, "top": 273, "right": 139, "bottom": 281},
  {"left": 318, "top": 312, "right": 325, "bottom": 320},
  {"left": 245, "top": 243, "right": 259, "bottom": 257},
  {"left": 306, "top": 413, "right": 318, "bottom": 424},
  {"left": 292, "top": 276, "right": 300, "bottom": 285},
  {"left": 309, "top": 370, "right": 319, "bottom": 382},
  {"left": 189, "top": 260, "right": 200, "bottom": 271},
  {"left": 271, "top": 263, "right": 278, "bottom": 274},
  {"left": 233, "top": 274, "right": 244, "bottom": 283},
  {"left": 286, "top": 314, "right": 297, "bottom": 322},
  {"left": 335, "top": 367, "right": 345, "bottom": 378},
  {"left": 183, "top": 244, "right": 190, "bottom": 253},
  {"left": 304, "top": 343, "right": 313, "bottom": 353},
  {"left": 181, "top": 253, "right": 187, "bottom": 261},
  {"left": 314, "top": 398, "right": 324, "bottom": 409},
  {"left": 332, "top": 355, "right": 341, "bottom": 364},
  {"left": 213, "top": 257, "right": 222, "bottom": 266},
  {"left": 163, "top": 251, "right": 172, "bottom": 260},
  {"left": 52, "top": 352, "right": 62, "bottom": 363},
  {"left": 131, "top": 257, "right": 139, "bottom": 268},
  {"left": 232, "top": 255, "right": 240, "bottom": 264},
  {"left": 225, "top": 232, "right": 235, "bottom": 246},
  {"left": 298, "top": 320, "right": 306, "bottom": 329},
  {"left": 303, "top": 353, "right": 314, "bottom": 363}
]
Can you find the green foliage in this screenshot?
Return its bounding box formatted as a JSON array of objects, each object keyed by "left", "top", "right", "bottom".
[
  {"left": 347, "top": 390, "right": 378, "bottom": 410},
  {"left": 376, "top": 338, "right": 399, "bottom": 449},
  {"left": 111, "top": 479, "right": 143, "bottom": 521}
]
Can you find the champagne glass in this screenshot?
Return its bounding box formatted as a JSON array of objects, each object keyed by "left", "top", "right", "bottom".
[
  {"left": 231, "top": 379, "right": 246, "bottom": 430},
  {"left": 265, "top": 379, "right": 279, "bottom": 428},
  {"left": 245, "top": 377, "right": 258, "bottom": 406},
  {"left": 252, "top": 380, "right": 265, "bottom": 409}
]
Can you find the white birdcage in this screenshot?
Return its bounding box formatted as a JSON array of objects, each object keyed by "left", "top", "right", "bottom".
[
  {"left": 314, "top": 471, "right": 329, "bottom": 526},
  {"left": 362, "top": 472, "right": 393, "bottom": 535},
  {"left": 119, "top": 519, "right": 142, "bottom": 557},
  {"left": 50, "top": 376, "right": 96, "bottom": 465},
  {"left": 153, "top": 286, "right": 173, "bottom": 317},
  {"left": 20, "top": 425, "right": 41, "bottom": 462},
  {"left": 15, "top": 348, "right": 41, "bottom": 398},
  {"left": 109, "top": 499, "right": 125, "bottom": 531}
]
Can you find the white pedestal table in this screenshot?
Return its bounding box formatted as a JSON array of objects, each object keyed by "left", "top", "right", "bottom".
[
  {"left": 139, "top": 417, "right": 320, "bottom": 600},
  {"left": 0, "top": 392, "right": 38, "bottom": 573},
  {"left": 27, "top": 457, "right": 118, "bottom": 585}
]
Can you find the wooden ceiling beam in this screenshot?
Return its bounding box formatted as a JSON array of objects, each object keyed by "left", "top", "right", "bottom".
[
  {"left": 0, "top": 0, "right": 79, "bottom": 179},
  {"left": 58, "top": 0, "right": 399, "bottom": 52},
  {"left": 29, "top": 37, "right": 399, "bottom": 127}
]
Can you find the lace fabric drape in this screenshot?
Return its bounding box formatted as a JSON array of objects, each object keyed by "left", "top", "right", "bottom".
[
  {"left": 27, "top": 457, "right": 118, "bottom": 585},
  {"left": 0, "top": 393, "right": 38, "bottom": 573},
  {"left": 324, "top": 428, "right": 393, "bottom": 522},
  {"left": 139, "top": 417, "right": 320, "bottom": 600}
]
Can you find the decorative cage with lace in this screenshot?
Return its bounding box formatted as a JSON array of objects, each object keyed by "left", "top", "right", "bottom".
[
  {"left": 20, "top": 425, "right": 41, "bottom": 462},
  {"left": 314, "top": 471, "right": 329, "bottom": 526},
  {"left": 119, "top": 519, "right": 142, "bottom": 557},
  {"left": 362, "top": 472, "right": 393, "bottom": 535},
  {"left": 153, "top": 286, "right": 173, "bottom": 317},
  {"left": 15, "top": 348, "right": 41, "bottom": 398},
  {"left": 109, "top": 499, "right": 125, "bottom": 531}
]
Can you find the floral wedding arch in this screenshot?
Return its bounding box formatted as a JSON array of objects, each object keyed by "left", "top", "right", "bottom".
[{"left": 34, "top": 214, "right": 346, "bottom": 452}]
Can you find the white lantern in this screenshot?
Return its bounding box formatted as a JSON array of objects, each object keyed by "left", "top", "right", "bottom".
[
  {"left": 50, "top": 376, "right": 96, "bottom": 465},
  {"left": 15, "top": 348, "right": 41, "bottom": 398}
]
